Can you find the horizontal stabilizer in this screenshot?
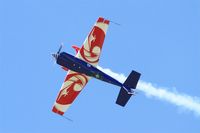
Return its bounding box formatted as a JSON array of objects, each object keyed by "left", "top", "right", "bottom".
[
  {"left": 116, "top": 70, "right": 141, "bottom": 107},
  {"left": 116, "top": 87, "right": 132, "bottom": 107},
  {"left": 124, "top": 70, "right": 141, "bottom": 89}
]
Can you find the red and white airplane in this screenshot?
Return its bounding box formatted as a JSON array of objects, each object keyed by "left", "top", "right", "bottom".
[{"left": 52, "top": 17, "right": 141, "bottom": 116}]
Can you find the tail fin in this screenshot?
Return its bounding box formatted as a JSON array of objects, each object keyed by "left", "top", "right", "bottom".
[{"left": 116, "top": 70, "right": 141, "bottom": 107}]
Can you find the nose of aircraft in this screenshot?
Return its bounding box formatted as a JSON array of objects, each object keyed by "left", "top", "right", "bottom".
[
  {"left": 52, "top": 44, "right": 63, "bottom": 62},
  {"left": 52, "top": 53, "right": 57, "bottom": 60}
]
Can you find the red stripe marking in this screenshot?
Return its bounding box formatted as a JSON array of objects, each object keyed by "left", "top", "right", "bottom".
[
  {"left": 97, "top": 17, "right": 104, "bottom": 23},
  {"left": 56, "top": 73, "right": 88, "bottom": 104},
  {"left": 104, "top": 19, "right": 110, "bottom": 24},
  {"left": 52, "top": 106, "right": 64, "bottom": 115},
  {"left": 61, "top": 66, "right": 68, "bottom": 71},
  {"left": 80, "top": 26, "right": 105, "bottom": 63}
]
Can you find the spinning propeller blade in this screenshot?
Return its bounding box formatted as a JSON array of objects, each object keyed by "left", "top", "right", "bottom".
[
  {"left": 57, "top": 43, "right": 63, "bottom": 54},
  {"left": 52, "top": 43, "right": 64, "bottom": 62}
]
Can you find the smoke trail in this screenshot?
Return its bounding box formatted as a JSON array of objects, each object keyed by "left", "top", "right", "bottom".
[{"left": 97, "top": 66, "right": 200, "bottom": 116}]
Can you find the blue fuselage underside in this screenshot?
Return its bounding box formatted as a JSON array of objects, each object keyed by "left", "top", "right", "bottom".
[{"left": 56, "top": 52, "right": 123, "bottom": 87}]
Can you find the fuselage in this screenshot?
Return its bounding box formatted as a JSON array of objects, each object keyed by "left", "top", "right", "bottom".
[{"left": 56, "top": 52, "right": 123, "bottom": 87}]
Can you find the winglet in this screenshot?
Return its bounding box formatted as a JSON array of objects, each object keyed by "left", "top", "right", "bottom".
[{"left": 72, "top": 45, "right": 80, "bottom": 54}]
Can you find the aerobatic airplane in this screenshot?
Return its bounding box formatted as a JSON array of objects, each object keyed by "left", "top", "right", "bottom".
[{"left": 52, "top": 17, "right": 141, "bottom": 115}]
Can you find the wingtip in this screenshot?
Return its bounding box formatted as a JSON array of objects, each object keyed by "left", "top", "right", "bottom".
[
  {"left": 97, "top": 17, "right": 110, "bottom": 24},
  {"left": 52, "top": 106, "right": 64, "bottom": 115}
]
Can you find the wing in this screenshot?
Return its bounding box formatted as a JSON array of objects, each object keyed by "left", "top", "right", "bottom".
[
  {"left": 76, "top": 17, "right": 110, "bottom": 66},
  {"left": 52, "top": 70, "right": 91, "bottom": 115}
]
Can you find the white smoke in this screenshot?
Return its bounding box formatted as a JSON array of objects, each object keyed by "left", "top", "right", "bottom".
[{"left": 97, "top": 66, "right": 200, "bottom": 116}]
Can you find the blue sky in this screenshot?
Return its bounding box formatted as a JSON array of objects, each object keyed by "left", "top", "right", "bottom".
[{"left": 1, "top": 0, "right": 200, "bottom": 132}]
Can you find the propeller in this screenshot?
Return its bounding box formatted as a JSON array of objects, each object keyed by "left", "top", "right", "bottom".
[
  {"left": 57, "top": 43, "right": 63, "bottom": 54},
  {"left": 52, "top": 43, "right": 63, "bottom": 62}
]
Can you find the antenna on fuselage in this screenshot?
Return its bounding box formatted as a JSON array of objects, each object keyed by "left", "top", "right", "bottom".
[
  {"left": 110, "top": 20, "right": 121, "bottom": 26},
  {"left": 61, "top": 115, "right": 73, "bottom": 122}
]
